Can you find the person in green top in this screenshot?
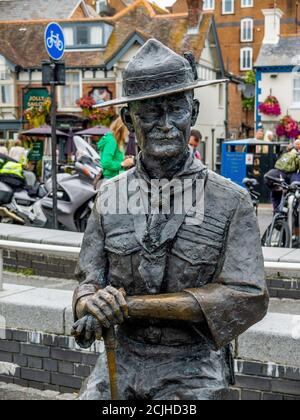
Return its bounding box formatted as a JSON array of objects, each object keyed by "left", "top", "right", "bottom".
[{"left": 97, "top": 117, "right": 134, "bottom": 179}]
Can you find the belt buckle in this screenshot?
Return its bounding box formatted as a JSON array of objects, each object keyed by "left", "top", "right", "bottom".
[{"left": 143, "top": 326, "right": 162, "bottom": 344}]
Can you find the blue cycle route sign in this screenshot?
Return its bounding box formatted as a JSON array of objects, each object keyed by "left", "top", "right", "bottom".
[{"left": 44, "top": 22, "right": 65, "bottom": 61}]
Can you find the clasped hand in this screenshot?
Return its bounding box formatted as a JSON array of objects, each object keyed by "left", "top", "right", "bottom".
[{"left": 71, "top": 286, "right": 128, "bottom": 342}]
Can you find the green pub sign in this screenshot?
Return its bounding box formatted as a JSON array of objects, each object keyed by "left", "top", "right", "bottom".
[
  {"left": 23, "top": 88, "right": 50, "bottom": 110},
  {"left": 27, "top": 141, "right": 44, "bottom": 161}
]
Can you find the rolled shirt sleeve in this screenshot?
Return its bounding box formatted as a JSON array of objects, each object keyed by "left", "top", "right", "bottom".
[{"left": 192, "top": 192, "right": 269, "bottom": 350}]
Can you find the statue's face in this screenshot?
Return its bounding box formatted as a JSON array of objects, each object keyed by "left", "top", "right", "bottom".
[{"left": 122, "top": 92, "right": 199, "bottom": 159}]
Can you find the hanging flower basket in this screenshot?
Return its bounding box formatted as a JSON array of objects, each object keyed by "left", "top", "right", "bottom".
[
  {"left": 276, "top": 115, "right": 300, "bottom": 139},
  {"left": 88, "top": 107, "right": 116, "bottom": 127},
  {"left": 258, "top": 95, "right": 281, "bottom": 116},
  {"left": 76, "top": 95, "right": 96, "bottom": 118},
  {"left": 24, "top": 98, "right": 51, "bottom": 128}
]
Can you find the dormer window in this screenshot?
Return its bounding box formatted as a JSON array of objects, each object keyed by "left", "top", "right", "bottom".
[
  {"left": 63, "top": 23, "right": 112, "bottom": 49},
  {"left": 76, "top": 26, "right": 89, "bottom": 46}
]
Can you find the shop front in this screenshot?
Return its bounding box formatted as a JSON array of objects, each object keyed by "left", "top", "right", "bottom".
[{"left": 0, "top": 120, "right": 22, "bottom": 141}]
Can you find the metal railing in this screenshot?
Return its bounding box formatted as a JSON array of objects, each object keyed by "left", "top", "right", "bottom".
[{"left": 0, "top": 240, "right": 299, "bottom": 292}]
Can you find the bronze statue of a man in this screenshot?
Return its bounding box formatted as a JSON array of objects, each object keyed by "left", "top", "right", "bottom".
[{"left": 72, "top": 39, "right": 269, "bottom": 400}]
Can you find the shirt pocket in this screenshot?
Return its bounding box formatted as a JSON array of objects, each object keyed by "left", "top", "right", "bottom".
[
  {"left": 104, "top": 231, "right": 141, "bottom": 292},
  {"left": 167, "top": 221, "right": 226, "bottom": 290}
]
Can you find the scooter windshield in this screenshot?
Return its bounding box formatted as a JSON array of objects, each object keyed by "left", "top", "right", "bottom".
[{"left": 73, "top": 136, "right": 100, "bottom": 163}]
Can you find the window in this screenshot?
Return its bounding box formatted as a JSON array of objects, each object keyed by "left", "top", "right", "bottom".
[
  {"left": 241, "top": 0, "right": 253, "bottom": 7},
  {"left": 241, "top": 18, "right": 253, "bottom": 42},
  {"left": 0, "top": 55, "right": 13, "bottom": 105},
  {"left": 96, "top": 0, "right": 107, "bottom": 14},
  {"left": 222, "top": 0, "right": 234, "bottom": 14},
  {"left": 91, "top": 26, "right": 103, "bottom": 45},
  {"left": 293, "top": 77, "right": 300, "bottom": 105},
  {"left": 60, "top": 72, "right": 81, "bottom": 109},
  {"left": 63, "top": 25, "right": 104, "bottom": 48},
  {"left": 203, "top": 0, "right": 215, "bottom": 10},
  {"left": 64, "top": 27, "right": 74, "bottom": 47},
  {"left": 76, "top": 26, "right": 89, "bottom": 46},
  {"left": 0, "top": 85, "right": 12, "bottom": 104},
  {"left": 240, "top": 48, "right": 253, "bottom": 70}
]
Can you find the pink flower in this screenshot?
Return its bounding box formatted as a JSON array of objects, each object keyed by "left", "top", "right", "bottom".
[{"left": 259, "top": 95, "right": 282, "bottom": 116}]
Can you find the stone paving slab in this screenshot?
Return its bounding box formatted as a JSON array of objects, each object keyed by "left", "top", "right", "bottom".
[
  {"left": 64, "top": 306, "right": 74, "bottom": 336},
  {"left": 3, "top": 272, "right": 78, "bottom": 291},
  {"left": 0, "top": 286, "right": 72, "bottom": 335},
  {"left": 0, "top": 223, "right": 83, "bottom": 247},
  {"left": 238, "top": 313, "right": 300, "bottom": 368},
  {"left": 263, "top": 248, "right": 295, "bottom": 262},
  {"left": 0, "top": 382, "right": 76, "bottom": 400},
  {"left": 269, "top": 298, "right": 300, "bottom": 315},
  {"left": 39, "top": 233, "right": 83, "bottom": 247},
  {"left": 0, "top": 284, "right": 35, "bottom": 299},
  {"left": 279, "top": 249, "right": 300, "bottom": 263}
]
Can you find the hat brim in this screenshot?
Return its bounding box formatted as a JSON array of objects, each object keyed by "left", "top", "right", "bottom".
[{"left": 94, "top": 79, "right": 229, "bottom": 108}]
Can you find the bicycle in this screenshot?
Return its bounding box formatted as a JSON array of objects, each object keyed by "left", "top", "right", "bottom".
[
  {"left": 46, "top": 31, "right": 64, "bottom": 51},
  {"left": 243, "top": 178, "right": 260, "bottom": 216},
  {"left": 261, "top": 176, "right": 300, "bottom": 248}
]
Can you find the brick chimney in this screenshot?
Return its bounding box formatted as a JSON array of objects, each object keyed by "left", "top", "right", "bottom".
[
  {"left": 262, "top": 8, "right": 284, "bottom": 44},
  {"left": 187, "top": 0, "right": 204, "bottom": 29}
]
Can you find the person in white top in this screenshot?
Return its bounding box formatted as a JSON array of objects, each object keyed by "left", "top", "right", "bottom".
[
  {"left": 0, "top": 140, "right": 8, "bottom": 156},
  {"left": 9, "top": 139, "right": 27, "bottom": 162}
]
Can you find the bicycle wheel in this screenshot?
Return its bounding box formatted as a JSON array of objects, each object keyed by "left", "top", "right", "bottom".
[
  {"left": 261, "top": 220, "right": 291, "bottom": 248},
  {"left": 57, "top": 40, "right": 63, "bottom": 51},
  {"left": 46, "top": 37, "right": 53, "bottom": 49}
]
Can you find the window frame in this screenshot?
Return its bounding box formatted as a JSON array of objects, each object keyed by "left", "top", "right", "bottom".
[
  {"left": 241, "top": 18, "right": 254, "bottom": 42},
  {"left": 63, "top": 24, "right": 104, "bottom": 49},
  {"left": 58, "top": 71, "right": 82, "bottom": 112},
  {"left": 222, "top": 0, "right": 234, "bottom": 15},
  {"left": 292, "top": 76, "right": 300, "bottom": 108},
  {"left": 0, "top": 56, "right": 14, "bottom": 106},
  {"left": 203, "top": 0, "right": 215, "bottom": 10},
  {"left": 241, "top": 0, "right": 253, "bottom": 8},
  {"left": 240, "top": 47, "right": 253, "bottom": 71}
]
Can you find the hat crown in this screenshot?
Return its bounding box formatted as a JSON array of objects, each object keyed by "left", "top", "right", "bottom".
[{"left": 123, "top": 39, "right": 196, "bottom": 98}]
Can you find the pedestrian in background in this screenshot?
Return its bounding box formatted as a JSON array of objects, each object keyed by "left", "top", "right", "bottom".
[
  {"left": 264, "top": 130, "right": 274, "bottom": 142},
  {"left": 255, "top": 129, "right": 264, "bottom": 141},
  {"left": 189, "top": 129, "right": 202, "bottom": 161},
  {"left": 265, "top": 139, "right": 300, "bottom": 212},
  {"left": 0, "top": 140, "right": 8, "bottom": 156},
  {"left": 9, "top": 138, "right": 27, "bottom": 163},
  {"left": 97, "top": 117, "right": 134, "bottom": 180}
]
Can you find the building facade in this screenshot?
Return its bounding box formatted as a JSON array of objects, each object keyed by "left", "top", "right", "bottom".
[
  {"left": 0, "top": 0, "right": 227, "bottom": 170},
  {"left": 255, "top": 9, "right": 300, "bottom": 135},
  {"left": 171, "top": 0, "right": 298, "bottom": 139}
]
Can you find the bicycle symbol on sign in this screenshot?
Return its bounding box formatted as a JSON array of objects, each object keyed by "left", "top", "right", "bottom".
[{"left": 46, "top": 31, "right": 64, "bottom": 51}]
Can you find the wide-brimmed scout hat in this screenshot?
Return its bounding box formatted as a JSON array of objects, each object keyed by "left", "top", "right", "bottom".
[{"left": 94, "top": 39, "right": 228, "bottom": 108}]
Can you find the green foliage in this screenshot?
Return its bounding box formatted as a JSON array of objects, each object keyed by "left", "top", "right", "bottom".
[
  {"left": 242, "top": 70, "right": 256, "bottom": 112},
  {"left": 244, "top": 70, "right": 256, "bottom": 85},
  {"left": 5, "top": 267, "right": 34, "bottom": 276},
  {"left": 242, "top": 97, "right": 255, "bottom": 112}
]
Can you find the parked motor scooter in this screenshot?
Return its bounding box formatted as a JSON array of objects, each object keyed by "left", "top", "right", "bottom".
[
  {"left": 0, "top": 153, "right": 46, "bottom": 224},
  {"left": 0, "top": 136, "right": 102, "bottom": 232}
]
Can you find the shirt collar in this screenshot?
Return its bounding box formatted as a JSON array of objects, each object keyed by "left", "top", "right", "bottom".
[{"left": 135, "top": 149, "right": 206, "bottom": 184}]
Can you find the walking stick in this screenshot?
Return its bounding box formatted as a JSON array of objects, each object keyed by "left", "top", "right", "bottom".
[{"left": 103, "top": 326, "right": 119, "bottom": 400}]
